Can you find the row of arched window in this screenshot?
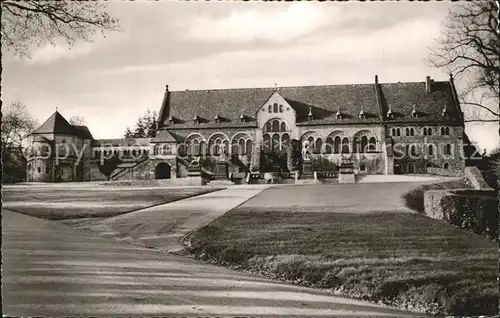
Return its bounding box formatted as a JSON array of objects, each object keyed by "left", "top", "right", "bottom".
[
  {"left": 264, "top": 119, "right": 288, "bottom": 133},
  {"left": 304, "top": 136, "right": 377, "bottom": 154},
  {"left": 403, "top": 143, "right": 453, "bottom": 157},
  {"left": 179, "top": 135, "right": 253, "bottom": 156},
  {"left": 94, "top": 149, "right": 149, "bottom": 158},
  {"left": 391, "top": 126, "right": 451, "bottom": 137},
  {"left": 267, "top": 103, "right": 284, "bottom": 113},
  {"left": 263, "top": 133, "right": 290, "bottom": 152}
]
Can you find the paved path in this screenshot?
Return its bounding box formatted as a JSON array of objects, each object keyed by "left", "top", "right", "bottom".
[
  {"left": 3, "top": 209, "right": 422, "bottom": 317},
  {"left": 61, "top": 185, "right": 272, "bottom": 253}
]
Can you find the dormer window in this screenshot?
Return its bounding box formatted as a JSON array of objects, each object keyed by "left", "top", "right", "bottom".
[
  {"left": 335, "top": 108, "right": 343, "bottom": 119},
  {"left": 308, "top": 106, "right": 314, "bottom": 121},
  {"left": 411, "top": 104, "right": 418, "bottom": 118},
  {"left": 193, "top": 115, "right": 199, "bottom": 124},
  {"left": 214, "top": 114, "right": 220, "bottom": 124},
  {"left": 168, "top": 116, "right": 175, "bottom": 124},
  {"left": 240, "top": 114, "right": 246, "bottom": 123},
  {"left": 442, "top": 103, "right": 449, "bottom": 117},
  {"left": 358, "top": 108, "right": 366, "bottom": 119},
  {"left": 387, "top": 105, "right": 394, "bottom": 119}
]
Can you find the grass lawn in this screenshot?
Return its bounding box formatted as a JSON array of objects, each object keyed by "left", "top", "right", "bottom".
[
  {"left": 2, "top": 186, "right": 222, "bottom": 220},
  {"left": 187, "top": 184, "right": 498, "bottom": 316}
]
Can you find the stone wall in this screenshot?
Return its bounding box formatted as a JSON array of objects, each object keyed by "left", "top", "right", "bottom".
[
  {"left": 426, "top": 167, "right": 464, "bottom": 177},
  {"left": 424, "top": 168, "right": 497, "bottom": 240},
  {"left": 464, "top": 166, "right": 494, "bottom": 190}
]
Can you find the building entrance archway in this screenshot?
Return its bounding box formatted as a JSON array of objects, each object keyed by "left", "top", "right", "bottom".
[{"left": 155, "top": 162, "right": 171, "bottom": 179}]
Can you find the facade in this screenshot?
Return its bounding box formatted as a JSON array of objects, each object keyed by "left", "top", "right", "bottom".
[{"left": 26, "top": 75, "right": 466, "bottom": 182}]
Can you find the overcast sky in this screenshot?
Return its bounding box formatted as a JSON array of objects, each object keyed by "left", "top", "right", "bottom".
[{"left": 3, "top": 1, "right": 498, "bottom": 151}]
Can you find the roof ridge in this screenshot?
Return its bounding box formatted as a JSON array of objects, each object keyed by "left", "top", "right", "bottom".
[{"left": 168, "top": 80, "right": 450, "bottom": 93}]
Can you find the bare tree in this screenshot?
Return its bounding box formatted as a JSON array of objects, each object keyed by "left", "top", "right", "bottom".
[
  {"left": 1, "top": 101, "right": 37, "bottom": 157},
  {"left": 430, "top": 1, "right": 499, "bottom": 125},
  {"left": 69, "top": 115, "right": 86, "bottom": 126},
  {"left": 1, "top": 1, "right": 119, "bottom": 57},
  {"left": 1, "top": 101, "right": 38, "bottom": 183}
]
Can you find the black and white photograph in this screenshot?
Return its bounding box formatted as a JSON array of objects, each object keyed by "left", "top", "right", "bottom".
[{"left": 1, "top": 1, "right": 499, "bottom": 317}]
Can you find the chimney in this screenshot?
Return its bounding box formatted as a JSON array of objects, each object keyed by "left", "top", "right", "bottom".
[
  {"left": 375, "top": 74, "right": 379, "bottom": 84},
  {"left": 425, "top": 76, "right": 432, "bottom": 93}
]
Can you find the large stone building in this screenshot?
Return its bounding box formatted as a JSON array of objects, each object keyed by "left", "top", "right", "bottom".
[{"left": 26, "top": 75, "right": 466, "bottom": 182}]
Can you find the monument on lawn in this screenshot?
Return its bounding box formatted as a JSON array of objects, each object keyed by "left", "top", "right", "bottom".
[
  {"left": 301, "top": 140, "right": 314, "bottom": 179},
  {"left": 215, "top": 144, "right": 229, "bottom": 179}
]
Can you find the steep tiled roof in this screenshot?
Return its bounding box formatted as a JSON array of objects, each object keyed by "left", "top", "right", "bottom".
[
  {"left": 378, "top": 81, "right": 462, "bottom": 123},
  {"left": 71, "top": 125, "right": 94, "bottom": 140},
  {"left": 32, "top": 111, "right": 74, "bottom": 135},
  {"left": 31, "top": 111, "right": 95, "bottom": 139},
  {"left": 92, "top": 138, "right": 151, "bottom": 147},
  {"left": 159, "top": 78, "right": 461, "bottom": 128},
  {"left": 151, "top": 129, "right": 178, "bottom": 143}
]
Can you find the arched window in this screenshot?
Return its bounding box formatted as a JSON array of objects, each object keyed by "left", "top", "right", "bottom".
[
  {"left": 443, "top": 163, "right": 449, "bottom": 169},
  {"left": 410, "top": 144, "right": 418, "bottom": 157},
  {"left": 273, "top": 103, "right": 278, "bottom": 113},
  {"left": 272, "top": 120, "right": 279, "bottom": 132},
  {"left": 368, "top": 137, "right": 376, "bottom": 152},
  {"left": 37, "top": 167, "right": 41, "bottom": 173},
  {"left": 315, "top": 138, "right": 322, "bottom": 154},
  {"left": 405, "top": 128, "right": 410, "bottom": 136},
  {"left": 326, "top": 137, "right": 334, "bottom": 154},
  {"left": 410, "top": 128, "right": 415, "bottom": 136},
  {"left": 445, "top": 144, "right": 452, "bottom": 156},
  {"left": 200, "top": 140, "right": 206, "bottom": 155},
  {"left": 445, "top": 127, "right": 450, "bottom": 135},
  {"left": 440, "top": 127, "right": 445, "bottom": 135},
  {"left": 341, "top": 137, "right": 349, "bottom": 154},
  {"left": 422, "top": 127, "right": 427, "bottom": 136},
  {"left": 391, "top": 128, "right": 396, "bottom": 136},
  {"left": 281, "top": 133, "right": 290, "bottom": 148},
  {"left": 231, "top": 140, "right": 238, "bottom": 155},
  {"left": 272, "top": 134, "right": 280, "bottom": 152},
  {"left": 428, "top": 144, "right": 434, "bottom": 156},
  {"left": 334, "top": 136, "right": 341, "bottom": 154},
  {"left": 238, "top": 138, "right": 246, "bottom": 155},
  {"left": 427, "top": 127, "right": 432, "bottom": 136},
  {"left": 408, "top": 163, "right": 415, "bottom": 174},
  {"left": 263, "top": 134, "right": 271, "bottom": 152},
  {"left": 192, "top": 139, "right": 200, "bottom": 156},
  {"left": 360, "top": 136, "right": 368, "bottom": 153},
  {"left": 280, "top": 122, "right": 286, "bottom": 132},
  {"left": 279, "top": 104, "right": 283, "bottom": 112},
  {"left": 223, "top": 140, "right": 229, "bottom": 155},
  {"left": 352, "top": 137, "right": 360, "bottom": 153},
  {"left": 396, "top": 128, "right": 401, "bottom": 136},
  {"left": 213, "top": 138, "right": 222, "bottom": 156},
  {"left": 268, "top": 105, "right": 272, "bottom": 112},
  {"left": 307, "top": 136, "right": 315, "bottom": 152},
  {"left": 245, "top": 139, "right": 252, "bottom": 155},
  {"left": 265, "top": 122, "right": 272, "bottom": 132}
]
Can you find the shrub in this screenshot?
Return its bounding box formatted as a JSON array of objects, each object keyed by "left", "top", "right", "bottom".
[
  {"left": 442, "top": 193, "right": 498, "bottom": 240},
  {"left": 402, "top": 179, "right": 469, "bottom": 213}
]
